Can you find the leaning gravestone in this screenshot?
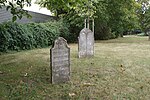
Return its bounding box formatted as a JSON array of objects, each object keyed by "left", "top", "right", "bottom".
[
  {"left": 50, "top": 37, "right": 70, "bottom": 84},
  {"left": 78, "top": 28, "right": 94, "bottom": 58}
]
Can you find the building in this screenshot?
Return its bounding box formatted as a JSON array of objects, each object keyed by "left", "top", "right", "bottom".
[{"left": 0, "top": 6, "right": 54, "bottom": 23}]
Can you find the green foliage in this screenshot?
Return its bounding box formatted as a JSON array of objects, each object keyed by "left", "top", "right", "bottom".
[
  {"left": 62, "top": 10, "right": 85, "bottom": 41},
  {"left": 136, "top": 0, "right": 150, "bottom": 32},
  {"left": 37, "top": 0, "right": 97, "bottom": 18},
  {"left": 37, "top": 0, "right": 98, "bottom": 41},
  {"left": 0, "top": 20, "right": 71, "bottom": 52},
  {"left": 1, "top": 0, "right": 146, "bottom": 41},
  {"left": 143, "top": 7, "right": 150, "bottom": 32},
  {"left": 39, "top": 0, "right": 142, "bottom": 40},
  {"left": 94, "top": 0, "right": 140, "bottom": 40}
]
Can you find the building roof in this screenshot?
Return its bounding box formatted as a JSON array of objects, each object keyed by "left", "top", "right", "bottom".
[{"left": 0, "top": 6, "right": 54, "bottom": 23}]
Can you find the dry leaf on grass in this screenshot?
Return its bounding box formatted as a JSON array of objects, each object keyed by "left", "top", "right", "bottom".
[
  {"left": 83, "top": 83, "right": 95, "bottom": 86},
  {"left": 69, "top": 93, "right": 76, "bottom": 97}
]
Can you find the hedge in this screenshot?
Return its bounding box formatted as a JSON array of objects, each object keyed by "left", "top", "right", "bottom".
[{"left": 0, "top": 20, "right": 71, "bottom": 52}]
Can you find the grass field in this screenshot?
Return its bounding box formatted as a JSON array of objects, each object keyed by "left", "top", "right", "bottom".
[{"left": 0, "top": 35, "right": 150, "bottom": 100}]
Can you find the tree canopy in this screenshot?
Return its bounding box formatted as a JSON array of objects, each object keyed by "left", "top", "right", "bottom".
[
  {"left": 37, "top": 0, "right": 98, "bottom": 18},
  {"left": 136, "top": 0, "right": 150, "bottom": 33}
]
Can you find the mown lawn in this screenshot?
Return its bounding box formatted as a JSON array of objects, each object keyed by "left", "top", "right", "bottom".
[{"left": 0, "top": 35, "right": 150, "bottom": 100}]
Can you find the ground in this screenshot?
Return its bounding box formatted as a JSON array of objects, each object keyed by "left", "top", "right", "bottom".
[{"left": 0, "top": 35, "right": 150, "bottom": 100}]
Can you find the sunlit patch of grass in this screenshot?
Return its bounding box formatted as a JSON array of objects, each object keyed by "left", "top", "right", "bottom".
[{"left": 0, "top": 36, "right": 150, "bottom": 99}]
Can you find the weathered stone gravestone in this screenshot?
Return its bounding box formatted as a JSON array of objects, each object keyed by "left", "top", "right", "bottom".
[
  {"left": 50, "top": 37, "right": 70, "bottom": 84},
  {"left": 78, "top": 28, "right": 94, "bottom": 58}
]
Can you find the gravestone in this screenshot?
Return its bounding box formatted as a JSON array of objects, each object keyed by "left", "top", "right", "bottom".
[
  {"left": 78, "top": 28, "right": 94, "bottom": 58},
  {"left": 50, "top": 37, "right": 70, "bottom": 84}
]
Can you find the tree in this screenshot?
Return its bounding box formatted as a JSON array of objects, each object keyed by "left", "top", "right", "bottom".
[
  {"left": 94, "top": 0, "right": 140, "bottom": 39},
  {"left": 0, "top": 0, "right": 31, "bottom": 21},
  {"left": 136, "top": 0, "right": 150, "bottom": 33},
  {"left": 108, "top": 0, "right": 140, "bottom": 35},
  {"left": 37, "top": 0, "right": 97, "bottom": 18},
  {"left": 143, "top": 7, "right": 150, "bottom": 33},
  {"left": 38, "top": 0, "right": 141, "bottom": 39},
  {"left": 37, "top": 0, "right": 98, "bottom": 40}
]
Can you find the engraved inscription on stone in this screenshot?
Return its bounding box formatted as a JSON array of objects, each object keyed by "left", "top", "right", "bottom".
[
  {"left": 78, "top": 28, "right": 94, "bottom": 58},
  {"left": 50, "top": 37, "right": 70, "bottom": 84}
]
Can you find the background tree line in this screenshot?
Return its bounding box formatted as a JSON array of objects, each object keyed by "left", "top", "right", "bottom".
[{"left": 0, "top": 0, "right": 150, "bottom": 40}]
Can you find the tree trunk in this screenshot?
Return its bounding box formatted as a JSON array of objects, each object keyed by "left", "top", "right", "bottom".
[{"left": 148, "top": 32, "right": 150, "bottom": 41}]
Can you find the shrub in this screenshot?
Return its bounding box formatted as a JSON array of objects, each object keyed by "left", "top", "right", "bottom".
[
  {"left": 94, "top": 24, "right": 116, "bottom": 40},
  {"left": 0, "top": 20, "right": 71, "bottom": 52}
]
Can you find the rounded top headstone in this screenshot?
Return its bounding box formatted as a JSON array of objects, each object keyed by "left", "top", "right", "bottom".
[
  {"left": 80, "top": 28, "right": 93, "bottom": 35},
  {"left": 53, "top": 37, "right": 69, "bottom": 49}
]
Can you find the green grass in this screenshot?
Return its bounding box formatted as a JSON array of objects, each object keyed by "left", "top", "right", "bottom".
[{"left": 0, "top": 35, "right": 150, "bottom": 100}]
